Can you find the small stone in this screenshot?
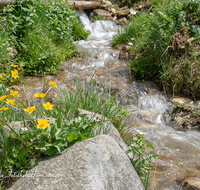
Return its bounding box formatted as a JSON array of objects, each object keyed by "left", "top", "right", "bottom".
[
  {"left": 171, "top": 97, "right": 186, "bottom": 105},
  {"left": 130, "top": 9, "right": 137, "bottom": 15},
  {"left": 116, "top": 17, "right": 128, "bottom": 25},
  {"left": 110, "top": 8, "right": 117, "bottom": 15},
  {"left": 102, "top": 0, "right": 113, "bottom": 9},
  {"left": 96, "top": 70, "right": 107, "bottom": 77},
  {"left": 182, "top": 177, "right": 200, "bottom": 190},
  {"left": 117, "top": 9, "right": 130, "bottom": 17},
  {"left": 137, "top": 5, "right": 143, "bottom": 10}
]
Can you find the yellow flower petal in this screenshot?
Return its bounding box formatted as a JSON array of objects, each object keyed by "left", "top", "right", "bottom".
[
  {"left": 11, "top": 134, "right": 15, "bottom": 138},
  {"left": 0, "top": 95, "right": 7, "bottom": 101},
  {"left": 6, "top": 99, "right": 15, "bottom": 105},
  {"left": 0, "top": 107, "right": 9, "bottom": 111},
  {"left": 37, "top": 119, "right": 50, "bottom": 129},
  {"left": 11, "top": 64, "right": 18, "bottom": 68},
  {"left": 34, "top": 93, "right": 46, "bottom": 98},
  {"left": 6, "top": 94, "right": 12, "bottom": 98},
  {"left": 43, "top": 102, "right": 54, "bottom": 110},
  {"left": 11, "top": 69, "right": 19, "bottom": 79},
  {"left": 0, "top": 75, "right": 3, "bottom": 78},
  {"left": 49, "top": 81, "right": 57, "bottom": 88},
  {"left": 10, "top": 89, "right": 19, "bottom": 97},
  {"left": 24, "top": 106, "right": 36, "bottom": 114}
]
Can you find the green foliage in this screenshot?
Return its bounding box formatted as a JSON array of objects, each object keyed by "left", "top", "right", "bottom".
[
  {"left": 0, "top": 75, "right": 133, "bottom": 188},
  {"left": 112, "top": 0, "right": 200, "bottom": 98},
  {"left": 172, "top": 104, "right": 191, "bottom": 114},
  {"left": 0, "top": 30, "right": 10, "bottom": 72},
  {"left": 126, "top": 132, "right": 158, "bottom": 189},
  {"left": 0, "top": 0, "right": 90, "bottom": 76},
  {"left": 35, "top": 115, "right": 99, "bottom": 156},
  {"left": 0, "top": 131, "right": 37, "bottom": 188}
]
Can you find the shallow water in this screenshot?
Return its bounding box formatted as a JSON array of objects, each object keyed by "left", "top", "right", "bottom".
[{"left": 16, "top": 12, "right": 200, "bottom": 189}]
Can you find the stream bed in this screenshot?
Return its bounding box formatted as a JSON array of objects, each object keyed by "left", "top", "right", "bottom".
[{"left": 16, "top": 12, "right": 200, "bottom": 189}]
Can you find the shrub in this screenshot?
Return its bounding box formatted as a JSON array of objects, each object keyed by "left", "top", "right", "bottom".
[{"left": 0, "top": 0, "right": 90, "bottom": 76}]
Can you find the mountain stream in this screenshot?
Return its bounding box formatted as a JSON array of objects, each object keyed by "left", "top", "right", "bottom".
[{"left": 15, "top": 12, "right": 200, "bottom": 189}]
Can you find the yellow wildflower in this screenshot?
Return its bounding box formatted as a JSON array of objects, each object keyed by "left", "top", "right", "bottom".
[
  {"left": 11, "top": 69, "right": 19, "bottom": 79},
  {"left": 0, "top": 95, "right": 7, "bottom": 101},
  {"left": 43, "top": 102, "right": 54, "bottom": 110},
  {"left": 0, "top": 75, "right": 3, "bottom": 78},
  {"left": 0, "top": 107, "right": 9, "bottom": 111},
  {"left": 11, "top": 134, "right": 15, "bottom": 138},
  {"left": 37, "top": 119, "right": 50, "bottom": 129},
  {"left": 24, "top": 106, "right": 36, "bottom": 114},
  {"left": 11, "top": 64, "right": 18, "bottom": 68},
  {"left": 49, "top": 81, "right": 58, "bottom": 88},
  {"left": 34, "top": 93, "right": 46, "bottom": 98},
  {"left": 6, "top": 99, "right": 15, "bottom": 105},
  {"left": 10, "top": 89, "right": 19, "bottom": 97},
  {"left": 18, "top": 68, "right": 22, "bottom": 70}
]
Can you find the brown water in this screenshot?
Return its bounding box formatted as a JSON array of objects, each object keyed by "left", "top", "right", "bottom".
[{"left": 15, "top": 12, "right": 200, "bottom": 189}]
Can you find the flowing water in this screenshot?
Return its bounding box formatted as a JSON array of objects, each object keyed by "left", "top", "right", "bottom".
[{"left": 16, "top": 12, "right": 200, "bottom": 189}]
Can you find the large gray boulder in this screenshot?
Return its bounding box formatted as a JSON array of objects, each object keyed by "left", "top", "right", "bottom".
[
  {"left": 78, "top": 108, "right": 128, "bottom": 152},
  {"left": 9, "top": 135, "right": 144, "bottom": 190}
]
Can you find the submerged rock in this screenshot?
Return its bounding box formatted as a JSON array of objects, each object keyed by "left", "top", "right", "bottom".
[
  {"left": 9, "top": 135, "right": 144, "bottom": 190},
  {"left": 182, "top": 177, "right": 200, "bottom": 190}
]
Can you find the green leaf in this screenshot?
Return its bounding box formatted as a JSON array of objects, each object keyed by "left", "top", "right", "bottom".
[
  {"left": 53, "top": 141, "right": 65, "bottom": 153},
  {"left": 7, "top": 157, "right": 15, "bottom": 165},
  {"left": 65, "top": 127, "right": 80, "bottom": 134},
  {"left": 157, "top": 11, "right": 172, "bottom": 22},
  {"left": 18, "top": 146, "right": 30, "bottom": 159},
  {"left": 16, "top": 163, "right": 21, "bottom": 167},
  {"left": 67, "top": 133, "right": 79, "bottom": 142},
  {"left": 26, "top": 17, "right": 30, "bottom": 21},
  {"left": 36, "top": 142, "right": 47, "bottom": 151},
  {"left": 55, "top": 128, "right": 65, "bottom": 140},
  {"left": 44, "top": 146, "right": 57, "bottom": 156}
]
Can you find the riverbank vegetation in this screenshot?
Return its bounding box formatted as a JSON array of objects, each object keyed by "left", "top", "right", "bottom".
[
  {"left": 0, "top": 66, "right": 135, "bottom": 189},
  {"left": 112, "top": 0, "right": 200, "bottom": 100},
  {"left": 0, "top": 0, "right": 90, "bottom": 77}
]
